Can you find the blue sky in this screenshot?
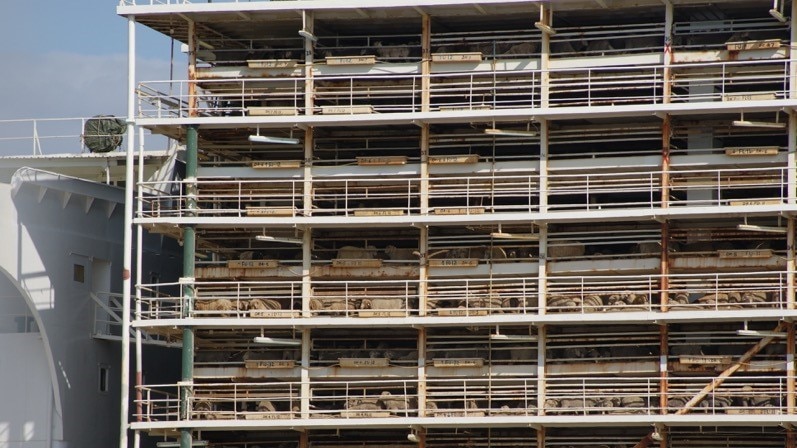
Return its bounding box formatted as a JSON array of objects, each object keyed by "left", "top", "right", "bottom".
[
  {"left": 0, "top": 1, "right": 176, "bottom": 117},
  {"left": 0, "top": 1, "right": 179, "bottom": 154}
]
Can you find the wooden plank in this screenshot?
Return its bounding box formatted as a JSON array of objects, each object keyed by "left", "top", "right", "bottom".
[
  {"left": 332, "top": 259, "right": 383, "bottom": 268},
  {"left": 227, "top": 260, "right": 279, "bottom": 269},
  {"left": 437, "top": 308, "right": 488, "bottom": 316},
  {"left": 245, "top": 206, "right": 295, "bottom": 216},
  {"left": 246, "top": 107, "right": 298, "bottom": 116},
  {"left": 722, "top": 93, "right": 777, "bottom": 102},
  {"left": 356, "top": 156, "right": 408, "bottom": 166},
  {"left": 358, "top": 310, "right": 406, "bottom": 317},
  {"left": 251, "top": 160, "right": 302, "bottom": 169},
  {"left": 718, "top": 249, "right": 773, "bottom": 259},
  {"left": 326, "top": 55, "right": 377, "bottom": 65},
  {"left": 724, "top": 146, "right": 779, "bottom": 156},
  {"left": 428, "top": 154, "right": 479, "bottom": 164},
  {"left": 726, "top": 408, "right": 781, "bottom": 414},
  {"left": 247, "top": 59, "right": 298, "bottom": 68},
  {"left": 433, "top": 410, "right": 486, "bottom": 417},
  {"left": 433, "top": 358, "right": 484, "bottom": 367},
  {"left": 726, "top": 39, "right": 781, "bottom": 51},
  {"left": 249, "top": 310, "right": 299, "bottom": 318},
  {"left": 340, "top": 410, "right": 390, "bottom": 418},
  {"left": 433, "top": 207, "right": 485, "bottom": 215},
  {"left": 353, "top": 209, "right": 405, "bottom": 217},
  {"left": 244, "top": 412, "right": 293, "bottom": 420},
  {"left": 678, "top": 355, "right": 732, "bottom": 365},
  {"left": 244, "top": 360, "right": 295, "bottom": 369},
  {"left": 432, "top": 52, "right": 483, "bottom": 62},
  {"left": 321, "top": 105, "right": 375, "bottom": 114},
  {"left": 438, "top": 104, "right": 493, "bottom": 111},
  {"left": 729, "top": 199, "right": 781, "bottom": 206},
  {"left": 339, "top": 358, "right": 390, "bottom": 368},
  {"left": 428, "top": 259, "right": 479, "bottom": 267}
]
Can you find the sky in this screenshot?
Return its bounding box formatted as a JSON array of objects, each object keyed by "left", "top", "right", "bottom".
[{"left": 0, "top": 1, "right": 178, "bottom": 155}]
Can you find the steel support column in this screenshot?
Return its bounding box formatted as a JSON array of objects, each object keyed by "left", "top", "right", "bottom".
[
  {"left": 187, "top": 19, "right": 197, "bottom": 117},
  {"left": 421, "top": 14, "right": 431, "bottom": 112},
  {"left": 180, "top": 124, "right": 199, "bottom": 448}
]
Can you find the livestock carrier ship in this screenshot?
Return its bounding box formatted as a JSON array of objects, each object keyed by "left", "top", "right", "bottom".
[{"left": 116, "top": 0, "right": 797, "bottom": 447}]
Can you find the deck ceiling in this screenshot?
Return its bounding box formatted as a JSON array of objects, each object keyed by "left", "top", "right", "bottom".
[{"left": 123, "top": 0, "right": 782, "bottom": 47}]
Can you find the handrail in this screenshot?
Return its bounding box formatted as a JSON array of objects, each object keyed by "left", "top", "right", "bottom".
[
  {"left": 136, "top": 166, "right": 793, "bottom": 219},
  {"left": 134, "top": 269, "right": 792, "bottom": 321},
  {"left": 133, "top": 375, "right": 789, "bottom": 421},
  {"left": 136, "top": 58, "right": 793, "bottom": 118}
]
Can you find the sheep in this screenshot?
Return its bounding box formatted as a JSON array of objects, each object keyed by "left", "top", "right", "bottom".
[
  {"left": 550, "top": 39, "right": 580, "bottom": 55},
  {"left": 503, "top": 41, "right": 539, "bottom": 56},
  {"left": 257, "top": 400, "right": 276, "bottom": 413},
  {"left": 373, "top": 41, "right": 410, "bottom": 60},
  {"left": 193, "top": 400, "right": 217, "bottom": 419},
  {"left": 309, "top": 297, "right": 354, "bottom": 316},
  {"left": 548, "top": 240, "right": 585, "bottom": 258},
  {"left": 193, "top": 298, "right": 236, "bottom": 317},
  {"left": 360, "top": 298, "right": 405, "bottom": 311},
  {"left": 245, "top": 298, "right": 282, "bottom": 311},
  {"left": 378, "top": 391, "right": 414, "bottom": 413},
  {"left": 582, "top": 294, "right": 604, "bottom": 313},
  {"left": 547, "top": 295, "right": 582, "bottom": 312},
  {"left": 584, "top": 39, "right": 614, "bottom": 55},
  {"left": 384, "top": 245, "right": 417, "bottom": 261},
  {"left": 346, "top": 397, "right": 382, "bottom": 411},
  {"left": 336, "top": 245, "right": 377, "bottom": 260}
]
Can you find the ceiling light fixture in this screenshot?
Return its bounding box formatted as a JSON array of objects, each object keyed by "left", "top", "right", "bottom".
[
  {"left": 490, "top": 224, "right": 539, "bottom": 240},
  {"left": 736, "top": 224, "right": 787, "bottom": 234},
  {"left": 484, "top": 128, "right": 537, "bottom": 137},
  {"left": 253, "top": 336, "right": 302, "bottom": 346},
  {"left": 731, "top": 120, "right": 786, "bottom": 129},
  {"left": 248, "top": 135, "right": 301, "bottom": 145},
  {"left": 736, "top": 329, "right": 787, "bottom": 338},
  {"left": 255, "top": 235, "right": 303, "bottom": 244}
]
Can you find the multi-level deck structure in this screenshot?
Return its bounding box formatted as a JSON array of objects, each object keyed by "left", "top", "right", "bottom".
[{"left": 118, "top": 0, "right": 797, "bottom": 447}]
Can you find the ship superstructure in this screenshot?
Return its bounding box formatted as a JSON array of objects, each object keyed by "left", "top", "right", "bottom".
[{"left": 118, "top": 0, "right": 797, "bottom": 447}]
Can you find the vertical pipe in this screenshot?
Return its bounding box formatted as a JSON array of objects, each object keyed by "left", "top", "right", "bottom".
[
  {"left": 788, "top": 322, "right": 795, "bottom": 416},
  {"left": 536, "top": 324, "right": 546, "bottom": 416},
  {"left": 659, "top": 324, "right": 669, "bottom": 416},
  {"left": 180, "top": 125, "right": 198, "bottom": 448},
  {"left": 540, "top": 6, "right": 550, "bottom": 108},
  {"left": 120, "top": 14, "right": 136, "bottom": 448},
  {"left": 663, "top": 1, "right": 673, "bottom": 104},
  {"left": 187, "top": 19, "right": 197, "bottom": 117},
  {"left": 661, "top": 115, "right": 671, "bottom": 312},
  {"left": 417, "top": 327, "right": 427, "bottom": 416},
  {"left": 301, "top": 329, "right": 311, "bottom": 419},
  {"left": 419, "top": 123, "right": 430, "bottom": 318},
  {"left": 135, "top": 127, "right": 145, "bottom": 426},
  {"left": 418, "top": 225, "right": 429, "bottom": 317},
  {"left": 538, "top": 120, "right": 549, "bottom": 316},
  {"left": 536, "top": 426, "right": 545, "bottom": 448},
  {"left": 789, "top": 217, "right": 795, "bottom": 310},
  {"left": 303, "top": 11, "right": 314, "bottom": 116},
  {"left": 421, "top": 14, "right": 431, "bottom": 112}
]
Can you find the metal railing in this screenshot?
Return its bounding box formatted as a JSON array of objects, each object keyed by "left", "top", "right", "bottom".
[
  {"left": 136, "top": 165, "right": 792, "bottom": 219},
  {"left": 134, "top": 375, "right": 789, "bottom": 422},
  {"left": 135, "top": 269, "right": 791, "bottom": 321},
  {"left": 0, "top": 117, "right": 109, "bottom": 156},
  {"left": 136, "top": 59, "right": 793, "bottom": 119}
]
